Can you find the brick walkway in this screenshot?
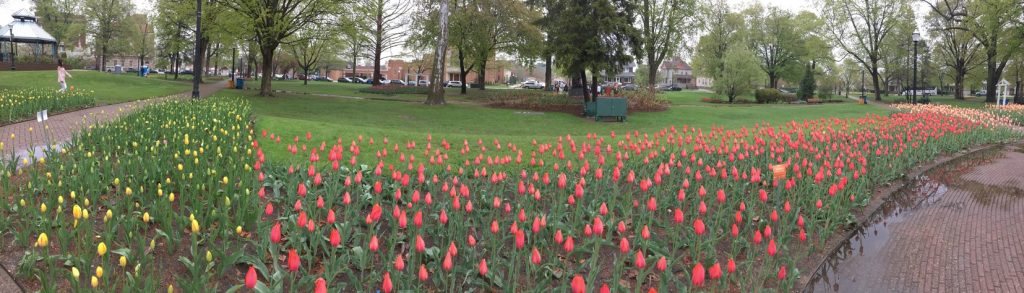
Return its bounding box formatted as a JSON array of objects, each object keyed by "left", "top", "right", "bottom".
[
  {"left": 1, "top": 81, "right": 228, "bottom": 165},
  {"left": 808, "top": 144, "right": 1024, "bottom": 292}
]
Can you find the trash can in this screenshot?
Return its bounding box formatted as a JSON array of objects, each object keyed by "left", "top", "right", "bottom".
[{"left": 235, "top": 78, "right": 245, "bottom": 89}]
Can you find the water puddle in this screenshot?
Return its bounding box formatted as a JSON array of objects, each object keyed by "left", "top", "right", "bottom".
[{"left": 805, "top": 146, "right": 1012, "bottom": 292}]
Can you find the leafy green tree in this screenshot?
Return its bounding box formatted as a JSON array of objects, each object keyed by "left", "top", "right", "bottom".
[
  {"left": 539, "top": 0, "right": 639, "bottom": 101},
  {"left": 33, "top": 0, "right": 84, "bottom": 52},
  {"left": 287, "top": 24, "right": 340, "bottom": 85},
  {"left": 926, "top": 0, "right": 980, "bottom": 100},
  {"left": 964, "top": 0, "right": 1023, "bottom": 102},
  {"left": 83, "top": 0, "right": 132, "bottom": 71},
  {"left": 714, "top": 46, "right": 760, "bottom": 102},
  {"left": 634, "top": 0, "right": 697, "bottom": 90},
  {"left": 821, "top": 0, "right": 913, "bottom": 101},
  {"left": 691, "top": 0, "right": 743, "bottom": 82},
  {"left": 355, "top": 0, "right": 412, "bottom": 85},
  {"left": 221, "top": 0, "right": 341, "bottom": 95},
  {"left": 797, "top": 63, "right": 816, "bottom": 100},
  {"left": 743, "top": 4, "right": 804, "bottom": 89},
  {"left": 464, "top": 0, "right": 543, "bottom": 90}
]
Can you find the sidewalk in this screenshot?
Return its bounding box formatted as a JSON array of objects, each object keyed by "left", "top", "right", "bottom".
[
  {"left": 1, "top": 80, "right": 227, "bottom": 165},
  {"left": 807, "top": 143, "right": 1024, "bottom": 292}
]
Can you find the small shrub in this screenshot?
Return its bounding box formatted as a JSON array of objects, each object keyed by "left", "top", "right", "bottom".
[
  {"left": 755, "top": 88, "right": 782, "bottom": 103},
  {"left": 781, "top": 92, "right": 798, "bottom": 103},
  {"left": 620, "top": 89, "right": 669, "bottom": 112}
]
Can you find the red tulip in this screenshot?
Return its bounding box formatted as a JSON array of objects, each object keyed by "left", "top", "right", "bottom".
[
  {"left": 382, "top": 271, "right": 393, "bottom": 293},
  {"left": 716, "top": 189, "right": 726, "bottom": 203},
  {"left": 673, "top": 208, "right": 684, "bottom": 224},
  {"left": 656, "top": 256, "right": 667, "bottom": 271},
  {"left": 287, "top": 248, "right": 300, "bottom": 272},
  {"left": 600, "top": 283, "right": 610, "bottom": 293},
  {"left": 264, "top": 203, "right": 274, "bottom": 216},
  {"left": 617, "top": 221, "right": 627, "bottom": 233},
  {"left": 768, "top": 238, "right": 777, "bottom": 256},
  {"left": 727, "top": 258, "right": 736, "bottom": 273},
  {"left": 692, "top": 263, "right": 705, "bottom": 286},
  {"left": 449, "top": 241, "right": 458, "bottom": 256},
  {"left": 754, "top": 230, "right": 763, "bottom": 244},
  {"left": 764, "top": 225, "right": 772, "bottom": 238},
  {"left": 439, "top": 209, "right": 448, "bottom": 225},
  {"left": 314, "top": 278, "right": 327, "bottom": 293},
  {"left": 478, "top": 258, "right": 488, "bottom": 276},
  {"left": 554, "top": 230, "right": 564, "bottom": 243},
  {"left": 297, "top": 183, "right": 307, "bottom": 197},
  {"left": 442, "top": 252, "right": 453, "bottom": 272},
  {"left": 326, "top": 209, "right": 336, "bottom": 224},
  {"left": 468, "top": 234, "right": 477, "bottom": 247},
  {"left": 316, "top": 196, "right": 324, "bottom": 208},
  {"left": 418, "top": 264, "right": 429, "bottom": 281},
  {"left": 564, "top": 236, "right": 575, "bottom": 253},
  {"left": 799, "top": 228, "right": 807, "bottom": 242},
  {"left": 245, "top": 265, "right": 257, "bottom": 289},
  {"left": 694, "top": 218, "right": 705, "bottom": 236},
  {"left": 619, "top": 237, "right": 630, "bottom": 253},
  {"left": 515, "top": 230, "right": 525, "bottom": 249},
  {"left": 641, "top": 225, "right": 651, "bottom": 239},
  {"left": 599, "top": 202, "right": 608, "bottom": 215},
  {"left": 634, "top": 250, "right": 646, "bottom": 268},
  {"left": 369, "top": 235, "right": 379, "bottom": 252},
  {"left": 709, "top": 262, "right": 722, "bottom": 280},
  {"left": 593, "top": 217, "right": 605, "bottom": 236},
  {"left": 571, "top": 275, "right": 586, "bottom": 293},
  {"left": 770, "top": 209, "right": 779, "bottom": 222},
  {"left": 778, "top": 265, "right": 787, "bottom": 280},
  {"left": 395, "top": 254, "right": 406, "bottom": 271},
  {"left": 329, "top": 228, "right": 341, "bottom": 247},
  {"left": 270, "top": 222, "right": 282, "bottom": 244},
  {"left": 366, "top": 203, "right": 382, "bottom": 224},
  {"left": 531, "top": 247, "right": 542, "bottom": 265},
  {"left": 415, "top": 235, "right": 426, "bottom": 252}
]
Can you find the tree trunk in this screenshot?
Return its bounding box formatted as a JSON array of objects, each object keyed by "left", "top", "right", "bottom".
[
  {"left": 426, "top": 0, "right": 449, "bottom": 105},
  {"left": 477, "top": 59, "right": 487, "bottom": 90},
  {"left": 646, "top": 56, "right": 658, "bottom": 91},
  {"left": 769, "top": 74, "right": 778, "bottom": 89},
  {"left": 304, "top": 68, "right": 309, "bottom": 85},
  {"left": 259, "top": 45, "right": 276, "bottom": 96},
  {"left": 590, "top": 74, "right": 599, "bottom": 100},
  {"left": 100, "top": 45, "right": 106, "bottom": 73},
  {"left": 580, "top": 70, "right": 590, "bottom": 102},
  {"left": 986, "top": 59, "right": 999, "bottom": 103},
  {"left": 870, "top": 66, "right": 882, "bottom": 101},
  {"left": 373, "top": 42, "right": 383, "bottom": 86},
  {"left": 351, "top": 49, "right": 358, "bottom": 78},
  {"left": 954, "top": 70, "right": 965, "bottom": 100},
  {"left": 458, "top": 49, "right": 468, "bottom": 94}
]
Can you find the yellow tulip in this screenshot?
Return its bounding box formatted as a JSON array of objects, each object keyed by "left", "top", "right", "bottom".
[
  {"left": 222, "top": 176, "right": 229, "bottom": 185},
  {"left": 235, "top": 226, "right": 243, "bottom": 235},
  {"left": 143, "top": 212, "right": 150, "bottom": 223},
  {"left": 73, "top": 205, "right": 82, "bottom": 219},
  {"left": 40, "top": 203, "right": 47, "bottom": 213},
  {"left": 91, "top": 276, "right": 98, "bottom": 288},
  {"left": 113, "top": 178, "right": 120, "bottom": 186},
  {"left": 168, "top": 284, "right": 174, "bottom": 293},
  {"left": 70, "top": 191, "right": 76, "bottom": 199},
  {"left": 71, "top": 267, "right": 80, "bottom": 280},
  {"left": 169, "top": 193, "right": 175, "bottom": 202},
  {"left": 119, "top": 256, "right": 127, "bottom": 267},
  {"left": 190, "top": 219, "right": 200, "bottom": 233},
  {"left": 57, "top": 196, "right": 63, "bottom": 204},
  {"left": 95, "top": 266, "right": 103, "bottom": 278},
  {"left": 205, "top": 250, "right": 212, "bottom": 262},
  {"left": 125, "top": 187, "right": 133, "bottom": 196},
  {"left": 97, "top": 242, "right": 107, "bottom": 256},
  {"left": 36, "top": 233, "right": 48, "bottom": 247}
]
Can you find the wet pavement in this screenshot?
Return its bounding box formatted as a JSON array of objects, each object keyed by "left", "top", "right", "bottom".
[{"left": 807, "top": 145, "right": 1024, "bottom": 292}]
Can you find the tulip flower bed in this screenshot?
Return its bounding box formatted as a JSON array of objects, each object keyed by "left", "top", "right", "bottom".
[
  {"left": 985, "top": 104, "right": 1024, "bottom": 126},
  {"left": 245, "top": 108, "right": 1020, "bottom": 292},
  {"left": 6, "top": 97, "right": 258, "bottom": 292},
  {"left": 0, "top": 88, "right": 95, "bottom": 125}
]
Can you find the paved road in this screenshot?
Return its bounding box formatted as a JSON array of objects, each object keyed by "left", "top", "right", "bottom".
[{"left": 808, "top": 144, "right": 1024, "bottom": 292}]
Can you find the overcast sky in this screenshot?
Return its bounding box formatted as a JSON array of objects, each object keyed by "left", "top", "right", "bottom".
[{"left": 2, "top": 0, "right": 929, "bottom": 60}]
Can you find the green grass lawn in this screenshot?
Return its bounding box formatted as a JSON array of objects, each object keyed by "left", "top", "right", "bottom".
[
  {"left": 850, "top": 91, "right": 989, "bottom": 108},
  {"left": 261, "top": 80, "right": 544, "bottom": 103},
  {"left": 0, "top": 70, "right": 190, "bottom": 104},
  {"left": 218, "top": 89, "right": 890, "bottom": 163}
]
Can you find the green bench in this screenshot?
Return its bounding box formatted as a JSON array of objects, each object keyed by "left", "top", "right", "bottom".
[{"left": 584, "top": 97, "right": 627, "bottom": 122}]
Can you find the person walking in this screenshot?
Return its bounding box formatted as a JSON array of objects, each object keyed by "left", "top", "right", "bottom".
[{"left": 57, "top": 59, "right": 72, "bottom": 92}]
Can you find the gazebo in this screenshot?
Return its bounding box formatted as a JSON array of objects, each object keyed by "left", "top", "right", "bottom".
[{"left": 0, "top": 9, "right": 59, "bottom": 70}]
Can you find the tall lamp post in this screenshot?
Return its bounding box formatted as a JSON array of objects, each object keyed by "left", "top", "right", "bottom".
[
  {"left": 912, "top": 32, "right": 921, "bottom": 104},
  {"left": 861, "top": 68, "right": 866, "bottom": 104},
  {"left": 8, "top": 24, "right": 15, "bottom": 70}
]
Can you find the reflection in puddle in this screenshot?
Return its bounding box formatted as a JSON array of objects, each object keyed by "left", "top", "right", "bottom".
[{"left": 805, "top": 147, "right": 1008, "bottom": 292}]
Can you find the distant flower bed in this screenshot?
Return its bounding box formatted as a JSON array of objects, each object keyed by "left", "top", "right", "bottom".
[
  {"left": 359, "top": 85, "right": 430, "bottom": 95},
  {"left": 486, "top": 89, "right": 669, "bottom": 114},
  {"left": 0, "top": 88, "right": 95, "bottom": 124}
]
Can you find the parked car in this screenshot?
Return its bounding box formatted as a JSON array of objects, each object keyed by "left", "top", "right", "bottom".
[
  {"left": 417, "top": 80, "right": 430, "bottom": 86},
  {"left": 975, "top": 89, "right": 987, "bottom": 96},
  {"left": 389, "top": 80, "right": 407, "bottom": 86},
  {"left": 657, "top": 84, "right": 682, "bottom": 91},
  {"left": 522, "top": 80, "right": 545, "bottom": 89},
  {"left": 900, "top": 88, "right": 937, "bottom": 96},
  {"left": 339, "top": 77, "right": 353, "bottom": 83},
  {"left": 446, "top": 80, "right": 463, "bottom": 88},
  {"left": 622, "top": 83, "right": 639, "bottom": 91}
]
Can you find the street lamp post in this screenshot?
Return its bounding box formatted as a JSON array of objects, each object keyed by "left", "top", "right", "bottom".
[
  {"left": 912, "top": 32, "right": 920, "bottom": 104},
  {"left": 8, "top": 24, "right": 15, "bottom": 70},
  {"left": 861, "top": 69, "right": 866, "bottom": 104}
]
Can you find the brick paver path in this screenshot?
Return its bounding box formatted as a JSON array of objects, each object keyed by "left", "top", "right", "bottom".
[
  {"left": 808, "top": 144, "right": 1024, "bottom": 292},
  {"left": 0, "top": 81, "right": 227, "bottom": 164}
]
